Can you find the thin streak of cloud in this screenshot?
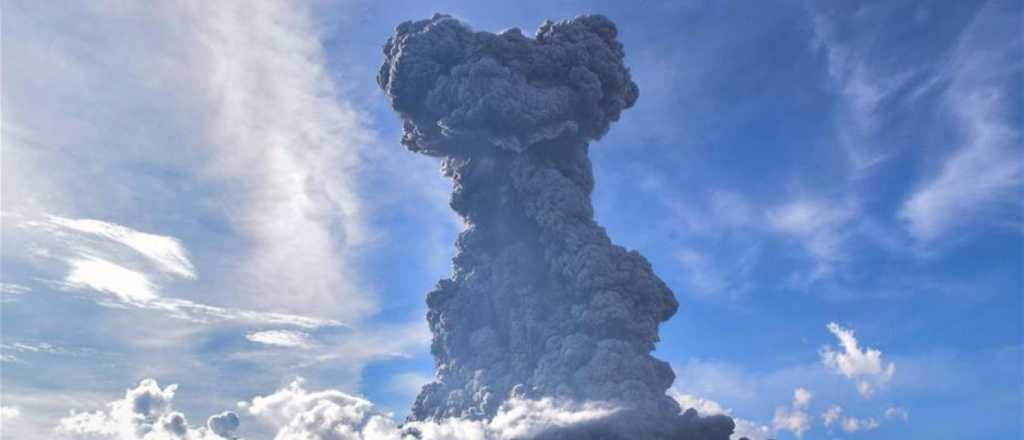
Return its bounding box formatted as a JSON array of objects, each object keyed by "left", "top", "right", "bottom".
[
  {"left": 64, "top": 257, "right": 159, "bottom": 303},
  {"left": 1, "top": 342, "right": 97, "bottom": 359},
  {"left": 143, "top": 297, "right": 342, "bottom": 329},
  {"left": 0, "top": 283, "right": 31, "bottom": 295},
  {"left": 0, "top": 282, "right": 32, "bottom": 303},
  {"left": 23, "top": 217, "right": 343, "bottom": 329},
  {"left": 59, "top": 274, "right": 342, "bottom": 330},
  {"left": 245, "top": 330, "right": 315, "bottom": 349},
  {"left": 46, "top": 215, "right": 196, "bottom": 279}
]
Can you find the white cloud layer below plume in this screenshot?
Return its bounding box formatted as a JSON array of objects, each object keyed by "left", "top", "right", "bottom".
[
  {"left": 57, "top": 377, "right": 621, "bottom": 440},
  {"left": 242, "top": 378, "right": 620, "bottom": 440}
]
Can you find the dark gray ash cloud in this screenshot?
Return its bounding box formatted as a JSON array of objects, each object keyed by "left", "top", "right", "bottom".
[
  {"left": 379, "top": 13, "right": 638, "bottom": 156},
  {"left": 379, "top": 13, "right": 734, "bottom": 440}
]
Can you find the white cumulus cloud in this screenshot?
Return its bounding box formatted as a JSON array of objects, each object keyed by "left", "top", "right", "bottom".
[
  {"left": 57, "top": 379, "right": 238, "bottom": 439},
  {"left": 885, "top": 406, "right": 909, "bottom": 422},
  {"left": 792, "top": 388, "right": 812, "bottom": 409},
  {"left": 841, "top": 415, "right": 880, "bottom": 432},
  {"left": 1, "top": 405, "right": 21, "bottom": 421},
  {"left": 821, "top": 404, "right": 882, "bottom": 433},
  {"left": 822, "top": 405, "right": 841, "bottom": 427},
  {"left": 820, "top": 322, "right": 895, "bottom": 397},
  {"left": 19, "top": 215, "right": 341, "bottom": 330},
  {"left": 771, "top": 388, "right": 812, "bottom": 438}
]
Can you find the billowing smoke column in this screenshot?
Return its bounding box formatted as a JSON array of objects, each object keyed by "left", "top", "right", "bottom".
[{"left": 379, "top": 14, "right": 734, "bottom": 439}]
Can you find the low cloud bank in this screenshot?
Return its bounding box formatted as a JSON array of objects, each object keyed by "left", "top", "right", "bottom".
[
  {"left": 56, "top": 320, "right": 909, "bottom": 439},
  {"left": 243, "top": 378, "right": 620, "bottom": 440},
  {"left": 57, "top": 378, "right": 624, "bottom": 439}
]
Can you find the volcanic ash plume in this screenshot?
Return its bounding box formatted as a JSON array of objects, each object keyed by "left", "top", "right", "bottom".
[{"left": 379, "top": 14, "right": 734, "bottom": 439}]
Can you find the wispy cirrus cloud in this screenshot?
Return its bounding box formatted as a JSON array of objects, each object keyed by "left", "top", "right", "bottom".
[
  {"left": 901, "top": 3, "right": 1019, "bottom": 242},
  {"left": 899, "top": 1, "right": 1023, "bottom": 242},
  {"left": 797, "top": 0, "right": 1024, "bottom": 256},
  {"left": 47, "top": 216, "right": 196, "bottom": 279},
  {"left": 19, "top": 214, "right": 341, "bottom": 329},
  {"left": 61, "top": 262, "right": 343, "bottom": 330},
  {"left": 809, "top": 8, "right": 919, "bottom": 173},
  {"left": 191, "top": 0, "right": 378, "bottom": 323},
  {"left": 64, "top": 257, "right": 160, "bottom": 303},
  {"left": 838, "top": 0, "right": 1024, "bottom": 244},
  {"left": 766, "top": 197, "right": 859, "bottom": 283},
  {"left": 0, "top": 282, "right": 32, "bottom": 303},
  {"left": 1, "top": 341, "right": 98, "bottom": 363},
  {"left": 1, "top": 0, "right": 379, "bottom": 326}
]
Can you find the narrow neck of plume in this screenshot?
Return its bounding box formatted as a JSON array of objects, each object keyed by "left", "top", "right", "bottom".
[{"left": 443, "top": 140, "right": 594, "bottom": 243}]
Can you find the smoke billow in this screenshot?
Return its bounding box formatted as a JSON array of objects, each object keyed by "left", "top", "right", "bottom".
[{"left": 379, "top": 14, "right": 734, "bottom": 439}]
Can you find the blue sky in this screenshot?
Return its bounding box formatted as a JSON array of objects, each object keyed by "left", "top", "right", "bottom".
[{"left": 1, "top": 0, "right": 1021, "bottom": 439}]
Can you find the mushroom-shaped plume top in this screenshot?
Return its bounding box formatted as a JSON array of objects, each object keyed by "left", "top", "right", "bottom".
[{"left": 378, "top": 14, "right": 639, "bottom": 155}]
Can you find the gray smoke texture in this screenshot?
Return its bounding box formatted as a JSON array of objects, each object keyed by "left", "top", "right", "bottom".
[{"left": 379, "top": 14, "right": 734, "bottom": 439}]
